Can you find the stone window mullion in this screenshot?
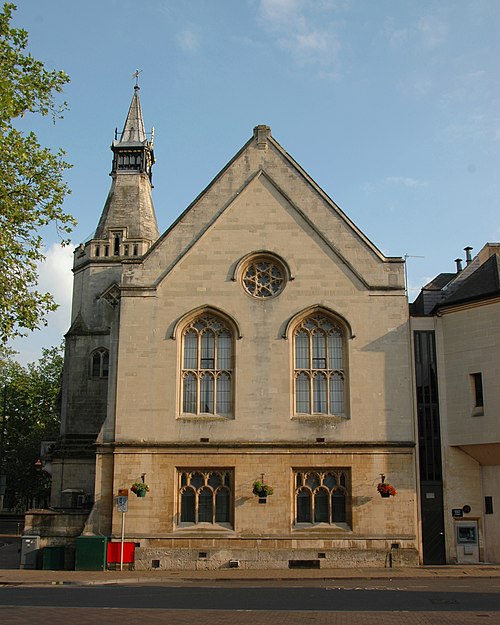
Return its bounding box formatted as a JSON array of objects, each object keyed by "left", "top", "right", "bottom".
[
  {"left": 181, "top": 316, "right": 233, "bottom": 416},
  {"left": 293, "top": 315, "right": 346, "bottom": 417},
  {"left": 294, "top": 469, "right": 350, "bottom": 527},
  {"left": 194, "top": 487, "right": 200, "bottom": 524}
]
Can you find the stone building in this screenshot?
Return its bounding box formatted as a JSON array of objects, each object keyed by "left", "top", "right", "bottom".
[
  {"left": 411, "top": 244, "right": 500, "bottom": 565},
  {"left": 47, "top": 86, "right": 421, "bottom": 569}
]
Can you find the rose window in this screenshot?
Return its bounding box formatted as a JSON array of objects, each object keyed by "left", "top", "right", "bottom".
[{"left": 242, "top": 258, "right": 285, "bottom": 298}]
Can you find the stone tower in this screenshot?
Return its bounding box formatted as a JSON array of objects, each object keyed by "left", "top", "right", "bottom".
[{"left": 50, "top": 86, "right": 158, "bottom": 509}]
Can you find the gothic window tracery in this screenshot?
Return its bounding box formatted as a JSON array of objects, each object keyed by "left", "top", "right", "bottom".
[
  {"left": 181, "top": 314, "right": 233, "bottom": 416},
  {"left": 90, "top": 348, "right": 109, "bottom": 378},
  {"left": 178, "top": 470, "right": 232, "bottom": 526},
  {"left": 294, "top": 469, "right": 350, "bottom": 526},
  {"left": 293, "top": 314, "right": 346, "bottom": 416},
  {"left": 241, "top": 255, "right": 286, "bottom": 298}
]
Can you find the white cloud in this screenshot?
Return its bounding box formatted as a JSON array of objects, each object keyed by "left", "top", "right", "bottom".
[
  {"left": 9, "top": 243, "right": 74, "bottom": 365},
  {"left": 257, "top": 0, "right": 342, "bottom": 75},
  {"left": 363, "top": 176, "right": 428, "bottom": 194},
  {"left": 278, "top": 28, "right": 341, "bottom": 71},
  {"left": 38, "top": 243, "right": 74, "bottom": 305},
  {"left": 442, "top": 111, "right": 490, "bottom": 143},
  {"left": 418, "top": 16, "right": 448, "bottom": 49},
  {"left": 389, "top": 28, "right": 409, "bottom": 48},
  {"left": 176, "top": 27, "right": 200, "bottom": 53},
  {"left": 260, "top": 0, "right": 302, "bottom": 23},
  {"left": 36, "top": 243, "right": 75, "bottom": 333},
  {"left": 438, "top": 70, "right": 487, "bottom": 108},
  {"left": 385, "top": 176, "right": 426, "bottom": 188},
  {"left": 384, "top": 14, "right": 448, "bottom": 51}
]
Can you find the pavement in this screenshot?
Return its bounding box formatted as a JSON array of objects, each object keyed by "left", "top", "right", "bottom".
[
  {"left": 2, "top": 549, "right": 500, "bottom": 625},
  {"left": 1, "top": 563, "right": 500, "bottom": 586}
]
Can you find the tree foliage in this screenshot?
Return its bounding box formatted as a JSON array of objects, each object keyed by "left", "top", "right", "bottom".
[
  {"left": 0, "top": 345, "right": 63, "bottom": 511},
  {"left": 0, "top": 3, "right": 75, "bottom": 342}
]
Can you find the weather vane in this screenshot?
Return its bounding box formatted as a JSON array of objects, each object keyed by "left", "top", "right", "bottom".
[{"left": 132, "top": 69, "right": 143, "bottom": 88}]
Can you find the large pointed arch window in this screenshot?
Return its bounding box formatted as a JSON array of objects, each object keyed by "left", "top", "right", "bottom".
[
  {"left": 293, "top": 314, "right": 346, "bottom": 416},
  {"left": 181, "top": 314, "right": 233, "bottom": 416}
]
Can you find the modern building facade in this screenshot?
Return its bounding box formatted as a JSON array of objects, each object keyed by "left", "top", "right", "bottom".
[
  {"left": 411, "top": 244, "right": 500, "bottom": 564},
  {"left": 45, "top": 87, "right": 421, "bottom": 569}
]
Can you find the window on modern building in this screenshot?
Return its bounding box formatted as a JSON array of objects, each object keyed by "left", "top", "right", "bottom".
[
  {"left": 293, "top": 314, "right": 346, "bottom": 416},
  {"left": 178, "top": 470, "right": 232, "bottom": 526},
  {"left": 181, "top": 314, "right": 233, "bottom": 416},
  {"left": 470, "top": 372, "right": 484, "bottom": 413},
  {"left": 294, "top": 469, "right": 350, "bottom": 527},
  {"left": 485, "top": 496, "right": 493, "bottom": 515},
  {"left": 90, "top": 348, "right": 109, "bottom": 378}
]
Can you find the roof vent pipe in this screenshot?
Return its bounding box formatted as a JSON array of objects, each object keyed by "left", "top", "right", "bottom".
[
  {"left": 464, "top": 246, "right": 473, "bottom": 265},
  {"left": 455, "top": 258, "right": 463, "bottom": 273}
]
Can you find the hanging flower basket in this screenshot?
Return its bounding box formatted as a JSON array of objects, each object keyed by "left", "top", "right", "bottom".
[
  {"left": 252, "top": 480, "right": 273, "bottom": 498},
  {"left": 131, "top": 482, "right": 149, "bottom": 497},
  {"left": 377, "top": 482, "right": 396, "bottom": 498}
]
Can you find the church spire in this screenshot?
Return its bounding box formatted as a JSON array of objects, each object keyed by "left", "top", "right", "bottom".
[
  {"left": 92, "top": 84, "right": 159, "bottom": 249},
  {"left": 110, "top": 83, "right": 155, "bottom": 183},
  {"left": 119, "top": 85, "right": 147, "bottom": 144}
]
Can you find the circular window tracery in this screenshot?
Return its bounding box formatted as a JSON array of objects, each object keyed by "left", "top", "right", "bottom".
[{"left": 242, "top": 256, "right": 286, "bottom": 298}]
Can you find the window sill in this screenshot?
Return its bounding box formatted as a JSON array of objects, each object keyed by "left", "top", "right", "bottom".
[
  {"left": 177, "top": 414, "right": 234, "bottom": 421},
  {"left": 293, "top": 522, "right": 351, "bottom": 532},
  {"left": 471, "top": 407, "right": 484, "bottom": 417},
  {"left": 292, "top": 414, "right": 349, "bottom": 423},
  {"left": 175, "top": 522, "right": 234, "bottom": 532}
]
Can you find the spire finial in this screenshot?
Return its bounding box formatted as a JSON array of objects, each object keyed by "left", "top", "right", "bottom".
[{"left": 132, "top": 69, "right": 142, "bottom": 90}]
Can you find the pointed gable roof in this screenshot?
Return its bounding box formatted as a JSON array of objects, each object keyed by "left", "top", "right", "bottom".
[{"left": 124, "top": 125, "right": 405, "bottom": 291}]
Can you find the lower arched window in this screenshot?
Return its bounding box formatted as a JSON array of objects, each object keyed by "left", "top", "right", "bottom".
[
  {"left": 181, "top": 314, "right": 233, "bottom": 416},
  {"left": 178, "top": 470, "right": 232, "bottom": 526},
  {"left": 294, "top": 469, "right": 350, "bottom": 527},
  {"left": 90, "top": 348, "right": 109, "bottom": 378},
  {"left": 293, "top": 314, "right": 346, "bottom": 416}
]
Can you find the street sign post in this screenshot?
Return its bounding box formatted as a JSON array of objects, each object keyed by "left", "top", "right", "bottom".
[
  {"left": 117, "top": 496, "right": 128, "bottom": 512},
  {"left": 117, "top": 489, "right": 129, "bottom": 570}
]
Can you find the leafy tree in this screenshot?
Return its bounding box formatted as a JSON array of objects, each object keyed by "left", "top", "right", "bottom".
[
  {"left": 0, "top": 2, "right": 75, "bottom": 343},
  {"left": 0, "top": 345, "right": 63, "bottom": 511}
]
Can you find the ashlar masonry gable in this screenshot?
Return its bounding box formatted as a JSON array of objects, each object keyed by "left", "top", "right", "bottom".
[{"left": 122, "top": 126, "right": 404, "bottom": 292}]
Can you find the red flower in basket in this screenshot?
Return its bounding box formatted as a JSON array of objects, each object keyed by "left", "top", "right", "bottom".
[
  {"left": 131, "top": 482, "right": 149, "bottom": 497},
  {"left": 377, "top": 482, "right": 397, "bottom": 497}
]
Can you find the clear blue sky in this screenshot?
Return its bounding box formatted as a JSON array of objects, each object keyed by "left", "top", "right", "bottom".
[{"left": 9, "top": 0, "right": 500, "bottom": 363}]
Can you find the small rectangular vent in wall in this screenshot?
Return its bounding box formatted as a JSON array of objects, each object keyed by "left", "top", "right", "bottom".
[
  {"left": 289, "top": 560, "right": 320, "bottom": 569},
  {"left": 151, "top": 559, "right": 160, "bottom": 569},
  {"left": 229, "top": 560, "right": 240, "bottom": 568},
  {"left": 318, "top": 552, "right": 326, "bottom": 559},
  {"left": 198, "top": 552, "right": 207, "bottom": 559},
  {"left": 316, "top": 437, "right": 325, "bottom": 443},
  {"left": 200, "top": 438, "right": 209, "bottom": 442}
]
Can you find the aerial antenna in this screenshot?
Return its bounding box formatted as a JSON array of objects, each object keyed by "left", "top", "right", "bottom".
[{"left": 403, "top": 254, "right": 425, "bottom": 295}]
